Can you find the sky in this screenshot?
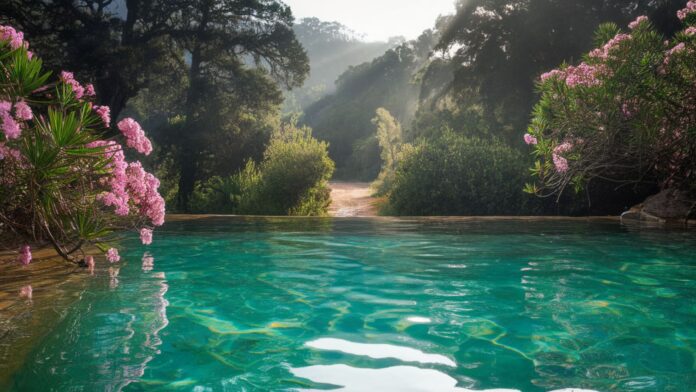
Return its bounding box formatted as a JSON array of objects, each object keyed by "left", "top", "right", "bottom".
[{"left": 284, "top": 0, "right": 457, "bottom": 42}]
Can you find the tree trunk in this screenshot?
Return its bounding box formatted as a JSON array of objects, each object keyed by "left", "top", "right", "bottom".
[{"left": 177, "top": 2, "right": 211, "bottom": 211}]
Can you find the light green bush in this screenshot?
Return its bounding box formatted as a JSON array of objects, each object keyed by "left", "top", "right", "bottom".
[{"left": 190, "top": 124, "right": 334, "bottom": 215}]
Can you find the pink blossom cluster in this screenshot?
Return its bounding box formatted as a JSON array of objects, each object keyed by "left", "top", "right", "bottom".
[
  {"left": 628, "top": 16, "right": 648, "bottom": 30},
  {"left": 564, "top": 63, "right": 605, "bottom": 88},
  {"left": 88, "top": 140, "right": 165, "bottom": 226},
  {"left": 14, "top": 101, "right": 32, "bottom": 121},
  {"left": 125, "top": 161, "right": 165, "bottom": 226},
  {"left": 94, "top": 105, "right": 111, "bottom": 128},
  {"left": 663, "top": 43, "right": 689, "bottom": 68},
  {"left": 0, "top": 100, "right": 22, "bottom": 139},
  {"left": 677, "top": 1, "right": 696, "bottom": 20},
  {"left": 0, "top": 25, "right": 28, "bottom": 50},
  {"left": 589, "top": 34, "right": 631, "bottom": 60},
  {"left": 686, "top": 27, "right": 696, "bottom": 36},
  {"left": 0, "top": 142, "right": 20, "bottom": 161},
  {"left": 552, "top": 142, "right": 573, "bottom": 173},
  {"left": 60, "top": 71, "right": 94, "bottom": 100},
  {"left": 89, "top": 140, "right": 130, "bottom": 215},
  {"left": 117, "top": 118, "right": 153, "bottom": 155},
  {"left": 540, "top": 69, "right": 565, "bottom": 82},
  {"left": 524, "top": 133, "right": 538, "bottom": 145},
  {"left": 552, "top": 154, "right": 569, "bottom": 173}
]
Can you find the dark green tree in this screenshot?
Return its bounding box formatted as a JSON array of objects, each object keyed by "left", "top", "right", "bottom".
[
  {"left": 0, "top": 0, "right": 179, "bottom": 122},
  {"left": 429, "top": 0, "right": 686, "bottom": 144},
  {"left": 171, "top": 0, "right": 309, "bottom": 210}
]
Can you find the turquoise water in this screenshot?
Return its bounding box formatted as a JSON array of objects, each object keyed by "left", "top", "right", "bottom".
[{"left": 7, "top": 218, "right": 696, "bottom": 391}]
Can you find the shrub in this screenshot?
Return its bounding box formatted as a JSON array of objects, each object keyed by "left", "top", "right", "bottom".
[
  {"left": 190, "top": 124, "right": 334, "bottom": 216},
  {"left": 387, "top": 131, "right": 535, "bottom": 215},
  {"left": 190, "top": 161, "right": 262, "bottom": 214},
  {"left": 0, "top": 25, "right": 165, "bottom": 264},
  {"left": 525, "top": 6, "right": 696, "bottom": 200},
  {"left": 371, "top": 108, "right": 404, "bottom": 196}
]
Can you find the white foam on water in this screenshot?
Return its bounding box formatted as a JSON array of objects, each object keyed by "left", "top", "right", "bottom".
[
  {"left": 291, "top": 364, "right": 521, "bottom": 392},
  {"left": 305, "top": 338, "right": 455, "bottom": 366}
]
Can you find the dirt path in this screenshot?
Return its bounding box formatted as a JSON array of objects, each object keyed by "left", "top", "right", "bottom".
[{"left": 328, "top": 182, "right": 379, "bottom": 217}]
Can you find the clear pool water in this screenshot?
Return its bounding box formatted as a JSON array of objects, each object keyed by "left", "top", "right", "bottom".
[{"left": 6, "top": 218, "right": 696, "bottom": 391}]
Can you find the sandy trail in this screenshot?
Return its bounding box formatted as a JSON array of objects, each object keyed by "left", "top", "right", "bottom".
[{"left": 328, "top": 182, "right": 379, "bottom": 217}]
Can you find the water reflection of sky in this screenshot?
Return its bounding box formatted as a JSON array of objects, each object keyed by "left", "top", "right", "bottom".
[{"left": 293, "top": 337, "right": 600, "bottom": 392}]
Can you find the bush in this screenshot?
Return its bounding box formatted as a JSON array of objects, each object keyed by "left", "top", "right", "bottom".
[
  {"left": 387, "top": 131, "right": 536, "bottom": 215},
  {"left": 190, "top": 124, "right": 334, "bottom": 215},
  {"left": 525, "top": 7, "right": 696, "bottom": 200},
  {"left": 371, "top": 108, "right": 404, "bottom": 196},
  {"left": 0, "top": 25, "right": 165, "bottom": 263}
]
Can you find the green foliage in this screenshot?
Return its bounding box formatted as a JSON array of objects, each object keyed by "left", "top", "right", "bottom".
[
  {"left": 190, "top": 124, "right": 335, "bottom": 216},
  {"left": 371, "top": 108, "right": 404, "bottom": 196},
  {"left": 430, "top": 0, "right": 685, "bottom": 145},
  {"left": 302, "top": 30, "right": 438, "bottom": 179},
  {"left": 2, "top": 1, "right": 311, "bottom": 210},
  {"left": 0, "top": 38, "right": 161, "bottom": 262},
  {"left": 526, "top": 12, "right": 696, "bottom": 200},
  {"left": 387, "top": 131, "right": 537, "bottom": 216}
]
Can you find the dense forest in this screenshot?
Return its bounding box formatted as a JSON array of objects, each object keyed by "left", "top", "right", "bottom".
[
  {"left": 1, "top": 0, "right": 693, "bottom": 221},
  {"left": 301, "top": 0, "right": 692, "bottom": 215}
]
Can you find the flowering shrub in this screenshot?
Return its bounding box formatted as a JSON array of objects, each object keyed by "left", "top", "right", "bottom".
[
  {"left": 0, "top": 25, "right": 165, "bottom": 265},
  {"left": 525, "top": 5, "right": 696, "bottom": 200}
]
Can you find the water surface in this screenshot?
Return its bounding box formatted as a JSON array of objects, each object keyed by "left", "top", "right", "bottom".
[{"left": 6, "top": 218, "right": 696, "bottom": 391}]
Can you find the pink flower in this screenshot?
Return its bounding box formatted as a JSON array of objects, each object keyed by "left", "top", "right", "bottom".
[
  {"left": 677, "top": 1, "right": 696, "bottom": 20},
  {"left": 0, "top": 142, "right": 21, "bottom": 161},
  {"left": 565, "top": 63, "right": 605, "bottom": 88},
  {"left": 14, "top": 100, "right": 32, "bottom": 121},
  {"left": 553, "top": 154, "right": 569, "bottom": 173},
  {"left": 663, "top": 43, "right": 688, "bottom": 67},
  {"left": 554, "top": 142, "right": 573, "bottom": 154},
  {"left": 524, "top": 133, "right": 538, "bottom": 145},
  {"left": 117, "top": 118, "right": 153, "bottom": 155},
  {"left": 19, "top": 285, "right": 32, "bottom": 300},
  {"left": 1, "top": 106, "right": 21, "bottom": 139},
  {"left": 588, "top": 33, "right": 631, "bottom": 60},
  {"left": 18, "top": 245, "right": 31, "bottom": 265},
  {"left": 140, "top": 228, "right": 153, "bottom": 245},
  {"left": 629, "top": 15, "right": 648, "bottom": 30},
  {"left": 26, "top": 50, "right": 33, "bottom": 60},
  {"left": 0, "top": 25, "right": 28, "bottom": 50},
  {"left": 94, "top": 105, "right": 111, "bottom": 128},
  {"left": 85, "top": 84, "right": 96, "bottom": 97},
  {"left": 126, "top": 161, "right": 166, "bottom": 226},
  {"left": 85, "top": 255, "right": 95, "bottom": 273},
  {"left": 540, "top": 69, "right": 565, "bottom": 81},
  {"left": 106, "top": 248, "right": 120, "bottom": 263},
  {"left": 89, "top": 140, "right": 129, "bottom": 215},
  {"left": 686, "top": 27, "right": 696, "bottom": 36},
  {"left": 60, "top": 70, "right": 85, "bottom": 99}
]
